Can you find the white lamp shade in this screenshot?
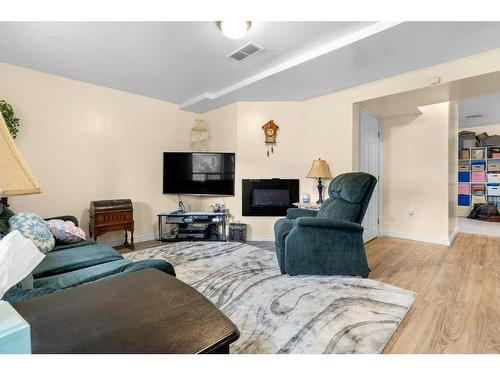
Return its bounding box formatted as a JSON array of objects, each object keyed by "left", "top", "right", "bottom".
[
  {"left": 0, "top": 113, "right": 41, "bottom": 196},
  {"left": 306, "top": 159, "right": 332, "bottom": 179}
]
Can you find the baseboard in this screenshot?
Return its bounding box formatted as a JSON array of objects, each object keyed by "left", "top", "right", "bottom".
[
  {"left": 380, "top": 230, "right": 451, "bottom": 246},
  {"left": 107, "top": 233, "right": 275, "bottom": 246},
  {"left": 108, "top": 233, "right": 157, "bottom": 247},
  {"left": 247, "top": 235, "right": 275, "bottom": 242},
  {"left": 448, "top": 226, "right": 459, "bottom": 245}
]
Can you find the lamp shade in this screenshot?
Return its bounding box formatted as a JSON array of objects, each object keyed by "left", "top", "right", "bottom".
[
  {"left": 0, "top": 113, "right": 41, "bottom": 197},
  {"left": 306, "top": 159, "right": 332, "bottom": 179}
]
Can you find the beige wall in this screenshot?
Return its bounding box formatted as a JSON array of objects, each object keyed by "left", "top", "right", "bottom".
[
  {"left": 199, "top": 49, "right": 500, "bottom": 239},
  {"left": 198, "top": 102, "right": 311, "bottom": 239},
  {"left": 0, "top": 63, "right": 201, "bottom": 244},
  {"left": 5, "top": 47, "right": 500, "bottom": 242},
  {"left": 381, "top": 103, "right": 451, "bottom": 241}
]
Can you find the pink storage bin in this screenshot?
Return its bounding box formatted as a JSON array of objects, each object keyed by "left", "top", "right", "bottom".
[
  {"left": 471, "top": 171, "right": 486, "bottom": 182},
  {"left": 458, "top": 183, "right": 470, "bottom": 195}
]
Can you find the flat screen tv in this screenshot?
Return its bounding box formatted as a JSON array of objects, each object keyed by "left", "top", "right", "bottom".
[{"left": 163, "top": 152, "right": 235, "bottom": 196}]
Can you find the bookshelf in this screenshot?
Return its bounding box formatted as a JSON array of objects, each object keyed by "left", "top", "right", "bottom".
[{"left": 458, "top": 146, "right": 500, "bottom": 214}]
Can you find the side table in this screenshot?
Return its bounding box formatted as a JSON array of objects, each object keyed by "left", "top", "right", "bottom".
[
  {"left": 293, "top": 202, "right": 321, "bottom": 210},
  {"left": 0, "top": 301, "right": 31, "bottom": 354}
]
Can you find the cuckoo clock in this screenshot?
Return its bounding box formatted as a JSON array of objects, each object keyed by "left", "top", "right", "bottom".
[{"left": 262, "top": 120, "right": 279, "bottom": 157}]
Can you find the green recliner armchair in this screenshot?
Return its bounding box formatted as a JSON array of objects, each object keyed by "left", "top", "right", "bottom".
[{"left": 274, "top": 172, "right": 377, "bottom": 277}]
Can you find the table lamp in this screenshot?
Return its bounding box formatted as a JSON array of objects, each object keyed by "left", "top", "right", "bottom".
[
  {"left": 0, "top": 112, "right": 41, "bottom": 206},
  {"left": 0, "top": 112, "right": 41, "bottom": 354},
  {"left": 306, "top": 158, "right": 332, "bottom": 204}
]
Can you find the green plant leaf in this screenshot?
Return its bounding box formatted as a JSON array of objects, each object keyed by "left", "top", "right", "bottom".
[{"left": 0, "top": 100, "right": 20, "bottom": 139}]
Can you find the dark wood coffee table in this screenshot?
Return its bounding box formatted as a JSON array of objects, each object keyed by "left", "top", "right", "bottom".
[{"left": 13, "top": 269, "right": 239, "bottom": 354}]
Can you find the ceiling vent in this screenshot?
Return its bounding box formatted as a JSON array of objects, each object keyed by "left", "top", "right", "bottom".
[
  {"left": 465, "top": 114, "right": 484, "bottom": 119},
  {"left": 228, "top": 42, "right": 264, "bottom": 62}
]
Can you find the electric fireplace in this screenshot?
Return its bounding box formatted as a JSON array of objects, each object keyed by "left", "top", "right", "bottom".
[{"left": 242, "top": 179, "right": 299, "bottom": 216}]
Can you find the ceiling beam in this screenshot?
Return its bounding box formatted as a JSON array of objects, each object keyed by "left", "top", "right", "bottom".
[{"left": 179, "top": 21, "right": 403, "bottom": 110}]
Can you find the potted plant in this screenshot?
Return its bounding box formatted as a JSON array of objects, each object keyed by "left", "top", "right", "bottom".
[{"left": 0, "top": 100, "right": 20, "bottom": 139}]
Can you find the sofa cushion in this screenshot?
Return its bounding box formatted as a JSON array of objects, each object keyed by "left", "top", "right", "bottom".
[
  {"left": 33, "top": 243, "right": 123, "bottom": 278},
  {"left": 317, "top": 197, "right": 360, "bottom": 222},
  {"left": 0, "top": 203, "right": 15, "bottom": 235},
  {"left": 9, "top": 212, "right": 55, "bottom": 253},
  {"left": 34, "top": 258, "right": 176, "bottom": 290},
  {"left": 34, "top": 259, "right": 133, "bottom": 289},
  {"left": 327, "top": 172, "right": 373, "bottom": 203},
  {"left": 51, "top": 239, "right": 96, "bottom": 252},
  {"left": 4, "top": 259, "right": 176, "bottom": 304}
]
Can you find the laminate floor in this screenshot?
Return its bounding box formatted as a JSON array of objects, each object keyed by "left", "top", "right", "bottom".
[{"left": 124, "top": 233, "right": 499, "bottom": 353}]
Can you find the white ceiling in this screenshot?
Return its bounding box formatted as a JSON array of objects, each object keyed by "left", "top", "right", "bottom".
[
  {"left": 459, "top": 92, "right": 500, "bottom": 128},
  {"left": 2, "top": 22, "right": 500, "bottom": 113}
]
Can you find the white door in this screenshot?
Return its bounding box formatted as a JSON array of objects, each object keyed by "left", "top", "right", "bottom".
[{"left": 359, "top": 108, "right": 380, "bottom": 242}]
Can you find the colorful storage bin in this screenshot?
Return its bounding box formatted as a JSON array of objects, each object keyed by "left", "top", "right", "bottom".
[
  {"left": 458, "top": 183, "right": 470, "bottom": 195},
  {"left": 458, "top": 172, "right": 470, "bottom": 182},
  {"left": 471, "top": 185, "right": 485, "bottom": 195},
  {"left": 459, "top": 149, "right": 470, "bottom": 160},
  {"left": 488, "top": 162, "right": 500, "bottom": 172},
  {"left": 472, "top": 164, "right": 485, "bottom": 171},
  {"left": 472, "top": 149, "right": 486, "bottom": 160},
  {"left": 487, "top": 173, "right": 500, "bottom": 183},
  {"left": 471, "top": 171, "right": 486, "bottom": 182},
  {"left": 487, "top": 185, "right": 500, "bottom": 196},
  {"left": 458, "top": 195, "right": 470, "bottom": 206},
  {"left": 472, "top": 195, "right": 487, "bottom": 205},
  {"left": 458, "top": 164, "right": 470, "bottom": 171}
]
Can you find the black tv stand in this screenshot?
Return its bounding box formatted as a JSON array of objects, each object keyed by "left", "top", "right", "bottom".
[{"left": 158, "top": 211, "right": 228, "bottom": 242}]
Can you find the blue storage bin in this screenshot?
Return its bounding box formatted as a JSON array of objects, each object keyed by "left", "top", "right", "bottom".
[
  {"left": 458, "top": 172, "right": 470, "bottom": 182},
  {"left": 458, "top": 195, "right": 470, "bottom": 206},
  {"left": 471, "top": 160, "right": 486, "bottom": 165}
]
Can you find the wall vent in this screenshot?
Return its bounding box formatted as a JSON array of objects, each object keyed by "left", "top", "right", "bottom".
[{"left": 228, "top": 42, "right": 264, "bottom": 62}]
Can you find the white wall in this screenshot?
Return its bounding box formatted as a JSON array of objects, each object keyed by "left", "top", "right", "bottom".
[{"left": 0, "top": 63, "right": 201, "bottom": 244}]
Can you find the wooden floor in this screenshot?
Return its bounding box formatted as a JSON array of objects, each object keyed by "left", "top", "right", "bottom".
[{"left": 126, "top": 233, "right": 499, "bottom": 354}]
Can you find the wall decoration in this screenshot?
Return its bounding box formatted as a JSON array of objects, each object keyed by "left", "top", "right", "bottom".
[
  {"left": 190, "top": 118, "right": 208, "bottom": 151},
  {"left": 0, "top": 100, "right": 20, "bottom": 139},
  {"left": 261, "top": 120, "right": 279, "bottom": 157}
]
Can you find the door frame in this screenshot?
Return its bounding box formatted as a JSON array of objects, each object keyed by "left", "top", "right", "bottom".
[{"left": 358, "top": 107, "right": 383, "bottom": 241}]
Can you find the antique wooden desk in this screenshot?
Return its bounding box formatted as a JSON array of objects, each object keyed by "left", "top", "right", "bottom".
[{"left": 89, "top": 199, "right": 134, "bottom": 250}]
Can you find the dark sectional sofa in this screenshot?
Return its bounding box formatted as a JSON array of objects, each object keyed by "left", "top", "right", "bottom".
[{"left": 1, "top": 204, "right": 175, "bottom": 303}]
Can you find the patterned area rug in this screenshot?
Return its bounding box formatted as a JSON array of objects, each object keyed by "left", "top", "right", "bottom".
[{"left": 124, "top": 241, "right": 415, "bottom": 354}]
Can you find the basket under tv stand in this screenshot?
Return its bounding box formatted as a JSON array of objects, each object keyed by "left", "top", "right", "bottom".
[{"left": 158, "top": 211, "right": 228, "bottom": 242}]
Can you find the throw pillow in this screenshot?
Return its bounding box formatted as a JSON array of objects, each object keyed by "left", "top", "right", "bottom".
[
  {"left": 9, "top": 212, "right": 55, "bottom": 253},
  {"left": 45, "top": 219, "right": 86, "bottom": 244},
  {"left": 0, "top": 230, "right": 45, "bottom": 299}
]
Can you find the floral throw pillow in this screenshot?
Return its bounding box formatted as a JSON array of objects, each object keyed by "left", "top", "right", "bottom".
[
  {"left": 8, "top": 212, "right": 55, "bottom": 254},
  {"left": 45, "top": 219, "right": 86, "bottom": 244}
]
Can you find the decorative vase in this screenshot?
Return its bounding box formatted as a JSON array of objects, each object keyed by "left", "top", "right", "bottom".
[{"left": 302, "top": 193, "right": 310, "bottom": 203}]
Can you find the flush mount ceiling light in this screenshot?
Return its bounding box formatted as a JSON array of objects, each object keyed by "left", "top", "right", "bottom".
[{"left": 216, "top": 21, "right": 251, "bottom": 40}]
